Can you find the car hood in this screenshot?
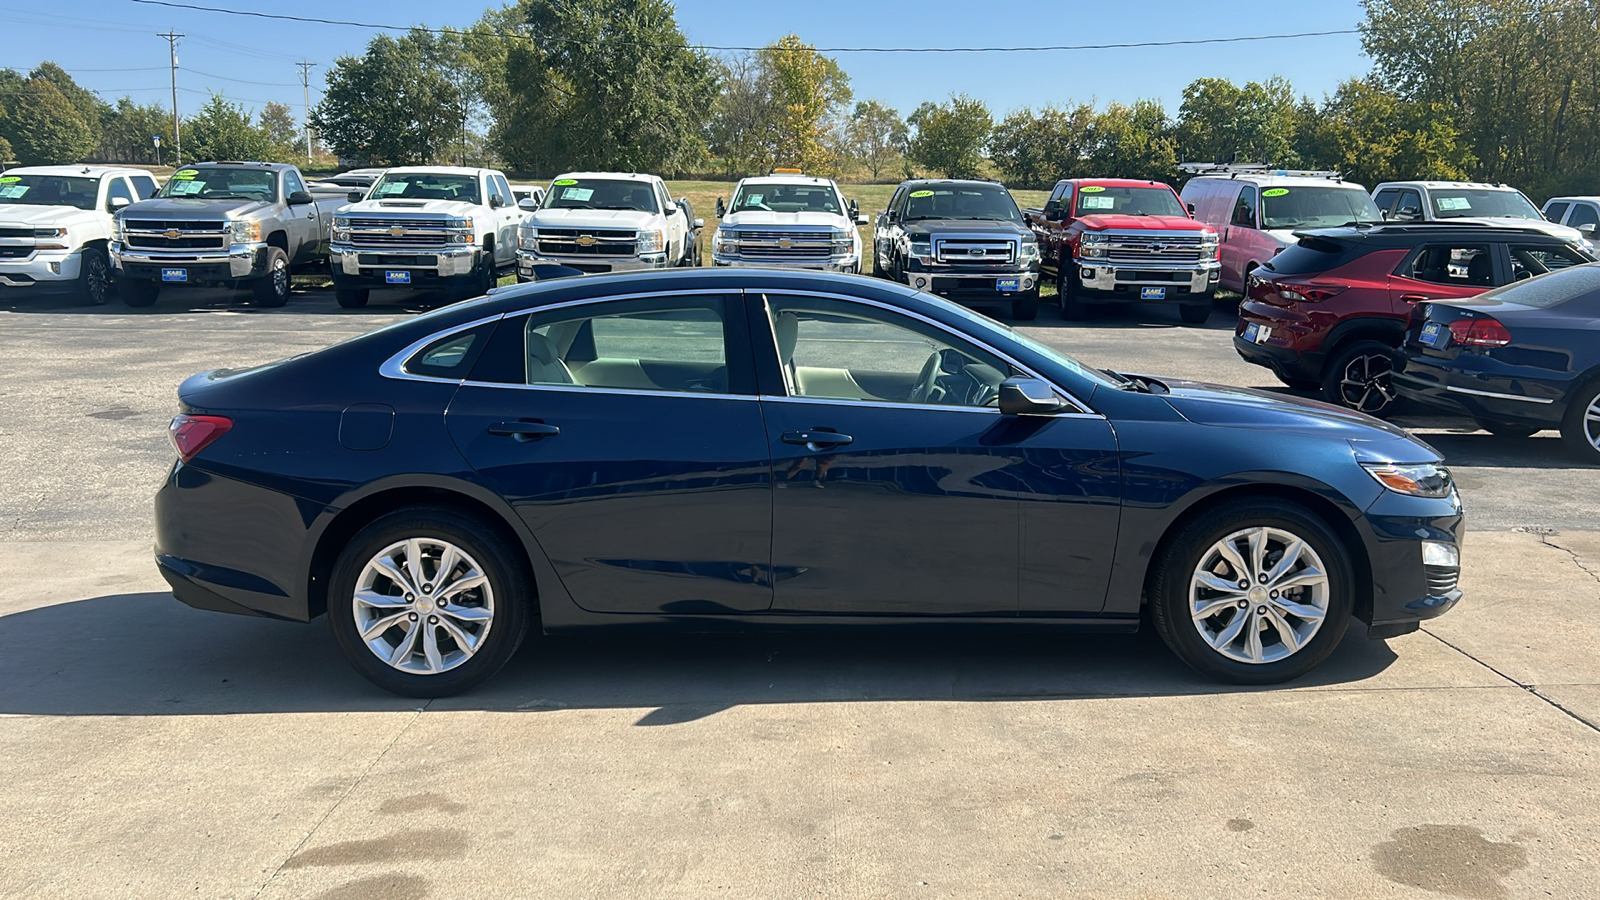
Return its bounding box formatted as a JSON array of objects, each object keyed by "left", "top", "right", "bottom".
[
  {"left": 723, "top": 210, "right": 851, "bottom": 229},
  {"left": 352, "top": 198, "right": 480, "bottom": 217},
  {"left": 529, "top": 208, "right": 658, "bottom": 228},
  {"left": 1077, "top": 214, "right": 1207, "bottom": 232},
  {"left": 119, "top": 197, "right": 274, "bottom": 220},
  {"left": 1154, "top": 378, "right": 1441, "bottom": 462},
  {"left": 904, "top": 218, "right": 1028, "bottom": 235},
  {"left": 0, "top": 204, "right": 101, "bottom": 226}
]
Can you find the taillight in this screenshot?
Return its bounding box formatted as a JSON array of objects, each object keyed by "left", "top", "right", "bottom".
[
  {"left": 169, "top": 414, "right": 233, "bottom": 463},
  {"left": 1447, "top": 317, "right": 1512, "bottom": 347},
  {"left": 1276, "top": 283, "right": 1346, "bottom": 302}
]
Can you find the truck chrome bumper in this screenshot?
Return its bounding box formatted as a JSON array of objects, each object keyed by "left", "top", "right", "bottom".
[
  {"left": 112, "top": 242, "right": 262, "bottom": 279},
  {"left": 516, "top": 248, "right": 669, "bottom": 279},
  {"left": 1072, "top": 258, "right": 1220, "bottom": 294},
  {"left": 331, "top": 245, "right": 480, "bottom": 278},
  {"left": 711, "top": 253, "right": 859, "bottom": 273},
  {"left": 904, "top": 269, "right": 1037, "bottom": 292}
]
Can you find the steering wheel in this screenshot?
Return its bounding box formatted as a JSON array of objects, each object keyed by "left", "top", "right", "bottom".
[{"left": 908, "top": 351, "right": 942, "bottom": 404}]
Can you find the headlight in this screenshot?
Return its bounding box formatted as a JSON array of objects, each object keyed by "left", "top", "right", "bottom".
[
  {"left": 1361, "top": 462, "right": 1454, "bottom": 498},
  {"left": 33, "top": 227, "right": 69, "bottom": 250},
  {"left": 333, "top": 216, "right": 351, "bottom": 229},
  {"left": 518, "top": 225, "right": 537, "bottom": 250},
  {"left": 1081, "top": 233, "right": 1108, "bottom": 244},
  {"left": 830, "top": 227, "right": 852, "bottom": 245},
  {"left": 637, "top": 229, "right": 665, "bottom": 254},
  {"left": 910, "top": 238, "right": 931, "bottom": 261},
  {"left": 713, "top": 229, "right": 737, "bottom": 253},
  {"left": 111, "top": 218, "right": 123, "bottom": 241},
  {"left": 230, "top": 220, "right": 261, "bottom": 243},
  {"left": 1018, "top": 241, "right": 1040, "bottom": 261}
]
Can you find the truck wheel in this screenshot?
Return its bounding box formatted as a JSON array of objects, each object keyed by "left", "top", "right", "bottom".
[
  {"left": 1179, "top": 304, "right": 1211, "bottom": 325},
  {"left": 75, "top": 247, "right": 111, "bottom": 305},
  {"left": 1010, "top": 289, "right": 1040, "bottom": 321},
  {"left": 336, "top": 287, "right": 370, "bottom": 309},
  {"left": 457, "top": 253, "right": 494, "bottom": 301},
  {"left": 252, "top": 247, "right": 291, "bottom": 307},
  {"left": 1057, "top": 269, "right": 1085, "bottom": 320},
  {"left": 118, "top": 278, "right": 159, "bottom": 308}
]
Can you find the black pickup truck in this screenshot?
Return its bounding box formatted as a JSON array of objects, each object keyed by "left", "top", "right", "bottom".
[{"left": 871, "top": 178, "right": 1043, "bottom": 320}]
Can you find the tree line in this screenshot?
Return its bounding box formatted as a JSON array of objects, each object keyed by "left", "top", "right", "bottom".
[{"left": 5, "top": 0, "right": 1599, "bottom": 200}]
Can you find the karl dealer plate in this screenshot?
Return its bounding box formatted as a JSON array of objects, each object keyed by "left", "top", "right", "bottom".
[
  {"left": 385, "top": 271, "right": 412, "bottom": 284},
  {"left": 996, "top": 277, "right": 1020, "bottom": 292},
  {"left": 160, "top": 268, "right": 187, "bottom": 283},
  {"left": 1141, "top": 286, "right": 1167, "bottom": 300}
]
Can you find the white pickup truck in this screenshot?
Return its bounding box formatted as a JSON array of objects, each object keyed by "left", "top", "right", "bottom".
[
  {"left": 711, "top": 171, "right": 865, "bottom": 272},
  {"left": 516, "top": 172, "right": 701, "bottom": 279},
  {"left": 0, "top": 165, "right": 159, "bottom": 304},
  {"left": 329, "top": 166, "right": 525, "bottom": 307}
]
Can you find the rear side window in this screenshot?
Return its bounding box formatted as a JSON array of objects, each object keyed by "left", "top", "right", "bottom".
[
  {"left": 404, "top": 323, "right": 494, "bottom": 379},
  {"left": 1471, "top": 262, "right": 1600, "bottom": 309},
  {"left": 1261, "top": 238, "right": 1356, "bottom": 276}
]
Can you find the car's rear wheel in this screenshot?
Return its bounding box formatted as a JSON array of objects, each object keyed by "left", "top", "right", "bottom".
[
  {"left": 1476, "top": 420, "right": 1539, "bottom": 439},
  {"left": 252, "top": 247, "right": 291, "bottom": 307},
  {"left": 1057, "top": 269, "right": 1085, "bottom": 320},
  {"left": 335, "top": 287, "right": 370, "bottom": 309},
  {"left": 327, "top": 508, "right": 532, "bottom": 697},
  {"left": 1011, "top": 288, "right": 1040, "bottom": 321},
  {"left": 1323, "top": 339, "right": 1401, "bottom": 416},
  {"left": 1150, "top": 499, "right": 1354, "bottom": 684},
  {"left": 1560, "top": 380, "right": 1600, "bottom": 462},
  {"left": 118, "top": 278, "right": 159, "bottom": 308}
]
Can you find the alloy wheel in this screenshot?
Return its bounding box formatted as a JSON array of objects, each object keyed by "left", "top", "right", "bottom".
[
  {"left": 1188, "top": 526, "right": 1330, "bottom": 664},
  {"left": 1336, "top": 351, "right": 1395, "bottom": 413},
  {"left": 1585, "top": 396, "right": 1600, "bottom": 451},
  {"left": 85, "top": 252, "right": 109, "bottom": 304},
  {"left": 352, "top": 538, "right": 496, "bottom": 675}
]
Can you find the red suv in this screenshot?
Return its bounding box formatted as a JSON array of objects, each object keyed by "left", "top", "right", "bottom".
[{"left": 1234, "top": 223, "right": 1592, "bottom": 413}]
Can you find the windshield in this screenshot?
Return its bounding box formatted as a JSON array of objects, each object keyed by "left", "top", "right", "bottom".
[
  {"left": 1429, "top": 188, "right": 1542, "bottom": 220},
  {"left": 902, "top": 184, "right": 1021, "bottom": 222},
  {"left": 369, "top": 172, "right": 480, "bottom": 205},
  {"left": 731, "top": 182, "right": 842, "bottom": 215},
  {"left": 0, "top": 174, "right": 100, "bottom": 210},
  {"left": 158, "top": 167, "right": 278, "bottom": 202},
  {"left": 542, "top": 178, "right": 658, "bottom": 213},
  {"left": 1073, "top": 185, "right": 1184, "bottom": 218},
  {"left": 1260, "top": 186, "right": 1382, "bottom": 229}
]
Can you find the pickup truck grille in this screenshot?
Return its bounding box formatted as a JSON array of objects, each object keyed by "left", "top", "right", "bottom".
[
  {"left": 346, "top": 217, "right": 453, "bottom": 249},
  {"left": 0, "top": 227, "right": 32, "bottom": 239},
  {"left": 0, "top": 246, "right": 31, "bottom": 259},
  {"left": 536, "top": 228, "right": 637, "bottom": 257},
  {"left": 727, "top": 229, "right": 835, "bottom": 262},
  {"left": 1103, "top": 233, "right": 1207, "bottom": 264},
  {"left": 123, "top": 220, "right": 228, "bottom": 251},
  {"left": 933, "top": 238, "right": 1016, "bottom": 265}
]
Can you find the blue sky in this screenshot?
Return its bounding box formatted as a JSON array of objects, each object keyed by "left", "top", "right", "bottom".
[{"left": 1, "top": 0, "right": 1373, "bottom": 123}]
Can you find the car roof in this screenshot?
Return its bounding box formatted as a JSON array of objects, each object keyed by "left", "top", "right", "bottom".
[
  {"left": 552, "top": 171, "right": 660, "bottom": 183},
  {"left": 381, "top": 166, "right": 491, "bottom": 177},
  {"left": 4, "top": 165, "right": 152, "bottom": 178},
  {"left": 1546, "top": 196, "right": 1600, "bottom": 204},
  {"left": 898, "top": 178, "right": 1004, "bottom": 189},
  {"left": 1062, "top": 178, "right": 1173, "bottom": 189},
  {"left": 1297, "top": 223, "right": 1573, "bottom": 244},
  {"left": 739, "top": 174, "right": 838, "bottom": 187},
  {"left": 184, "top": 161, "right": 295, "bottom": 170},
  {"left": 1375, "top": 181, "right": 1522, "bottom": 191},
  {"left": 1189, "top": 174, "right": 1367, "bottom": 189}
]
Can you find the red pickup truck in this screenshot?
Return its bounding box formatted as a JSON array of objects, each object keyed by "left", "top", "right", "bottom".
[{"left": 1024, "top": 178, "right": 1221, "bottom": 323}]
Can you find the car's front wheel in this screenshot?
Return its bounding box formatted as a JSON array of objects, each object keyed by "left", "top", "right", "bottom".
[
  {"left": 1149, "top": 498, "right": 1354, "bottom": 684},
  {"left": 1057, "top": 268, "right": 1084, "bottom": 320},
  {"left": 252, "top": 246, "right": 291, "bottom": 307},
  {"left": 75, "top": 246, "right": 111, "bottom": 305},
  {"left": 118, "top": 278, "right": 159, "bottom": 308},
  {"left": 327, "top": 508, "right": 532, "bottom": 697},
  {"left": 1010, "top": 288, "right": 1040, "bottom": 321},
  {"left": 1560, "top": 379, "right": 1600, "bottom": 462}
]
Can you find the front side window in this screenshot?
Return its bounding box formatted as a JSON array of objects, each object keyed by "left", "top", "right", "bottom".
[
  {"left": 766, "top": 296, "right": 1008, "bottom": 408},
  {"left": 106, "top": 177, "right": 135, "bottom": 209},
  {"left": 1259, "top": 186, "right": 1382, "bottom": 229},
  {"left": 1567, "top": 203, "right": 1599, "bottom": 230},
  {"left": 1508, "top": 243, "right": 1589, "bottom": 280},
  {"left": 158, "top": 167, "right": 278, "bottom": 201},
  {"left": 1391, "top": 190, "right": 1424, "bottom": 222},
  {"left": 1401, "top": 244, "right": 1494, "bottom": 286},
  {"left": 730, "top": 182, "right": 841, "bottom": 215},
  {"left": 1073, "top": 185, "right": 1184, "bottom": 218},
  {"left": 1231, "top": 187, "right": 1257, "bottom": 227},
  {"left": 283, "top": 170, "right": 307, "bottom": 196},
  {"left": 488, "top": 297, "right": 730, "bottom": 394},
  {"left": 1428, "top": 188, "right": 1541, "bottom": 220},
  {"left": 542, "top": 178, "right": 658, "bottom": 213},
  {"left": 903, "top": 184, "right": 1023, "bottom": 222},
  {"left": 369, "top": 172, "right": 481, "bottom": 205},
  {"left": 1544, "top": 202, "right": 1571, "bottom": 224},
  {"left": 486, "top": 176, "right": 509, "bottom": 208},
  {"left": 0, "top": 175, "right": 99, "bottom": 210}
]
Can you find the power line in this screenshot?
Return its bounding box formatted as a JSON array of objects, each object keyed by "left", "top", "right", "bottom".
[
  {"left": 128, "top": 0, "right": 1360, "bottom": 53},
  {"left": 184, "top": 67, "right": 300, "bottom": 87}
]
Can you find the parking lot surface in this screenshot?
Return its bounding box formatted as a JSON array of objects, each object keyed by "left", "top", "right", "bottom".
[{"left": 2, "top": 286, "right": 1597, "bottom": 899}]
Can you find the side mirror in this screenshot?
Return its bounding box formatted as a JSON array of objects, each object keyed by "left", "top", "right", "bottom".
[
  {"left": 849, "top": 199, "right": 860, "bottom": 217},
  {"left": 489, "top": 195, "right": 505, "bottom": 209},
  {"left": 347, "top": 190, "right": 365, "bottom": 203},
  {"left": 518, "top": 197, "right": 540, "bottom": 211},
  {"left": 998, "top": 377, "right": 1067, "bottom": 416},
  {"left": 693, "top": 217, "right": 705, "bottom": 230},
  {"left": 1581, "top": 223, "right": 1596, "bottom": 236},
  {"left": 109, "top": 196, "right": 131, "bottom": 211},
  {"left": 287, "top": 190, "right": 314, "bottom": 206},
  {"left": 715, "top": 197, "right": 726, "bottom": 217},
  {"left": 1186, "top": 202, "right": 1196, "bottom": 216}
]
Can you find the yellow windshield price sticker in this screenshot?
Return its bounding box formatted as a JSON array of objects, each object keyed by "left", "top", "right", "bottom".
[
  {"left": 908, "top": 190, "right": 934, "bottom": 198},
  {"left": 1079, "top": 186, "right": 1106, "bottom": 192},
  {"left": 172, "top": 170, "right": 198, "bottom": 180},
  {"left": 1262, "top": 188, "right": 1289, "bottom": 197},
  {"left": 0, "top": 176, "right": 18, "bottom": 183},
  {"left": 552, "top": 179, "right": 578, "bottom": 186}
]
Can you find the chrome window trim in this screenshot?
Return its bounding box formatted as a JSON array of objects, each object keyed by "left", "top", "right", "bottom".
[
  {"left": 754, "top": 288, "right": 1097, "bottom": 415},
  {"left": 1445, "top": 384, "right": 1555, "bottom": 404},
  {"left": 456, "top": 380, "right": 758, "bottom": 402},
  {"left": 757, "top": 394, "right": 1104, "bottom": 418},
  {"left": 379, "top": 311, "right": 509, "bottom": 384}
]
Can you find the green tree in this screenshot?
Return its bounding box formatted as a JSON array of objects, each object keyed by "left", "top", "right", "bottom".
[
  {"left": 1090, "top": 100, "right": 1178, "bottom": 184},
  {"left": 482, "top": 0, "right": 718, "bottom": 175},
  {"left": 258, "top": 101, "right": 302, "bottom": 160},
  {"left": 848, "top": 100, "right": 907, "bottom": 181},
  {"left": 756, "top": 35, "right": 851, "bottom": 175},
  {"left": 28, "top": 62, "right": 107, "bottom": 150},
  {"left": 183, "top": 94, "right": 272, "bottom": 162},
  {"left": 1297, "top": 78, "right": 1474, "bottom": 186},
  {"left": 1174, "top": 76, "right": 1299, "bottom": 167},
  {"left": 4, "top": 77, "right": 95, "bottom": 165},
  {"left": 98, "top": 97, "right": 171, "bottom": 163},
  {"left": 706, "top": 54, "right": 774, "bottom": 177},
  {"left": 312, "top": 28, "right": 475, "bottom": 166},
  {"left": 908, "top": 94, "right": 992, "bottom": 178}
]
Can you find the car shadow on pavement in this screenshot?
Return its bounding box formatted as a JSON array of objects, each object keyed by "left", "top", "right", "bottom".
[{"left": 0, "top": 591, "right": 1399, "bottom": 720}]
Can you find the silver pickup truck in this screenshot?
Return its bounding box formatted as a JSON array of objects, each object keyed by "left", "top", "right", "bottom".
[{"left": 110, "top": 161, "right": 344, "bottom": 308}]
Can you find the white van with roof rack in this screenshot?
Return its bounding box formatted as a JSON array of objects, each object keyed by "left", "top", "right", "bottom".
[
  {"left": 1373, "top": 180, "right": 1589, "bottom": 250},
  {"left": 1179, "top": 164, "right": 1382, "bottom": 293}
]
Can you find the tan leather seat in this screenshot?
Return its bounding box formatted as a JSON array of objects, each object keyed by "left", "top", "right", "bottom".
[{"left": 526, "top": 332, "right": 575, "bottom": 385}]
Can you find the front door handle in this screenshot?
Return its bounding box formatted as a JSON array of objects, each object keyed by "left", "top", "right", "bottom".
[
  {"left": 488, "top": 421, "right": 560, "bottom": 441},
  {"left": 782, "top": 430, "right": 853, "bottom": 448},
  {"left": 1401, "top": 293, "right": 1431, "bottom": 303}
]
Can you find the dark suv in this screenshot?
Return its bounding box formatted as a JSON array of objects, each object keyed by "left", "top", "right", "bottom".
[{"left": 1234, "top": 223, "right": 1592, "bottom": 413}]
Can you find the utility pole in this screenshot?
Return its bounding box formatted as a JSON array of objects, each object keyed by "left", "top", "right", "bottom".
[
  {"left": 295, "top": 61, "right": 315, "bottom": 164},
  {"left": 158, "top": 30, "right": 184, "bottom": 165}
]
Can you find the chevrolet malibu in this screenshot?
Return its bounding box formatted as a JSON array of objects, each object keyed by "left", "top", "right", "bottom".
[{"left": 155, "top": 269, "right": 1464, "bottom": 696}]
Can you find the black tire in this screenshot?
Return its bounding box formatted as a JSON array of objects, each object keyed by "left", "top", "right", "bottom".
[
  {"left": 327, "top": 507, "right": 533, "bottom": 697},
  {"left": 1321, "top": 339, "right": 1402, "bottom": 416},
  {"left": 1149, "top": 498, "right": 1355, "bottom": 684},
  {"left": 1057, "top": 268, "right": 1085, "bottom": 320},
  {"left": 74, "top": 246, "right": 111, "bottom": 305},
  {"left": 1179, "top": 303, "right": 1211, "bottom": 325},
  {"left": 1275, "top": 372, "right": 1322, "bottom": 392},
  {"left": 252, "top": 246, "right": 291, "bottom": 307},
  {"left": 1010, "top": 288, "right": 1040, "bottom": 321},
  {"left": 335, "top": 287, "right": 370, "bottom": 309},
  {"left": 1476, "top": 420, "right": 1539, "bottom": 439},
  {"left": 456, "top": 250, "right": 495, "bottom": 301},
  {"left": 118, "top": 278, "right": 159, "bottom": 308},
  {"left": 1559, "top": 379, "right": 1600, "bottom": 462}
]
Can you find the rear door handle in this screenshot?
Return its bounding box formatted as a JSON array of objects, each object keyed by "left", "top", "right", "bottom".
[
  {"left": 782, "top": 430, "right": 853, "bottom": 448},
  {"left": 488, "top": 421, "right": 560, "bottom": 441}
]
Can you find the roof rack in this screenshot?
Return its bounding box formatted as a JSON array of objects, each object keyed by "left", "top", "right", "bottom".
[{"left": 1178, "top": 162, "right": 1344, "bottom": 180}]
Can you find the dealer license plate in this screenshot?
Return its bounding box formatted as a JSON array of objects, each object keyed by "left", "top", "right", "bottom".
[
  {"left": 1244, "top": 322, "right": 1272, "bottom": 344},
  {"left": 1140, "top": 286, "right": 1167, "bottom": 300},
  {"left": 385, "top": 270, "right": 412, "bottom": 284},
  {"left": 1420, "top": 322, "right": 1445, "bottom": 347},
  {"left": 996, "top": 277, "right": 1020, "bottom": 292},
  {"left": 160, "top": 268, "right": 187, "bottom": 283}
]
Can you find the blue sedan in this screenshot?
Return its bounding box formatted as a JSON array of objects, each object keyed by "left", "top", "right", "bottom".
[{"left": 155, "top": 269, "right": 1463, "bottom": 696}]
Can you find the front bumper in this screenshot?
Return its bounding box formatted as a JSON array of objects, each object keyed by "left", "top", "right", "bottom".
[
  {"left": 517, "top": 248, "right": 669, "bottom": 278},
  {"left": 903, "top": 267, "right": 1038, "bottom": 296},
  {"left": 712, "top": 253, "right": 859, "bottom": 273},
  {"left": 1072, "top": 258, "right": 1220, "bottom": 299},
  {"left": 0, "top": 248, "right": 83, "bottom": 290},
  {"left": 1392, "top": 352, "right": 1568, "bottom": 428},
  {"left": 1358, "top": 488, "right": 1465, "bottom": 638},
  {"left": 331, "top": 244, "right": 482, "bottom": 285},
  {"left": 112, "top": 241, "right": 265, "bottom": 282}
]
